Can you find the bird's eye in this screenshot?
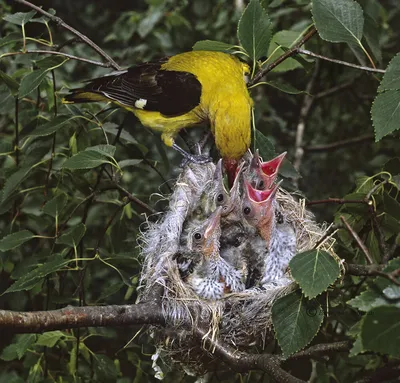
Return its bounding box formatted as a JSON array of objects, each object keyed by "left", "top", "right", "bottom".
[
  {"left": 243, "top": 206, "right": 251, "bottom": 215},
  {"left": 217, "top": 193, "right": 224, "bottom": 202},
  {"left": 194, "top": 232, "right": 202, "bottom": 240},
  {"left": 234, "top": 238, "right": 242, "bottom": 247},
  {"left": 258, "top": 180, "right": 265, "bottom": 189}
]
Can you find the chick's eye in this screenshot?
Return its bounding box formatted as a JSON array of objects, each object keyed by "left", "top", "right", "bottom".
[
  {"left": 194, "top": 232, "right": 202, "bottom": 240},
  {"left": 217, "top": 193, "right": 224, "bottom": 202},
  {"left": 258, "top": 180, "right": 265, "bottom": 189},
  {"left": 243, "top": 206, "right": 251, "bottom": 215}
]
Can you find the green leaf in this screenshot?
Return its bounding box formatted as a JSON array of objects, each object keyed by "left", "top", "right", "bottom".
[
  {"left": 138, "top": 5, "right": 164, "bottom": 38},
  {"left": 349, "top": 289, "right": 400, "bottom": 312},
  {"left": 378, "top": 53, "right": 400, "bottom": 92},
  {"left": 3, "top": 10, "right": 36, "bottom": 25},
  {"left": 62, "top": 151, "right": 112, "bottom": 170},
  {"left": 15, "top": 334, "right": 37, "bottom": 359},
  {"left": 0, "top": 231, "right": 35, "bottom": 252},
  {"left": 36, "top": 331, "right": 65, "bottom": 347},
  {"left": 19, "top": 69, "right": 49, "bottom": 98},
  {"left": 118, "top": 159, "right": 142, "bottom": 168},
  {"left": 371, "top": 89, "right": 400, "bottom": 141},
  {"left": 272, "top": 290, "right": 324, "bottom": 357},
  {"left": 93, "top": 354, "right": 118, "bottom": 382},
  {"left": 42, "top": 193, "right": 68, "bottom": 218},
  {"left": 0, "top": 32, "right": 22, "bottom": 48},
  {"left": 265, "top": 80, "right": 304, "bottom": 94},
  {"left": 363, "top": 14, "right": 381, "bottom": 64},
  {"left": 0, "top": 344, "right": 18, "bottom": 361},
  {"left": 312, "top": 0, "right": 364, "bottom": 45},
  {"left": 238, "top": 0, "right": 271, "bottom": 61},
  {"left": 86, "top": 144, "right": 116, "bottom": 159},
  {"left": 56, "top": 223, "right": 86, "bottom": 247},
  {"left": 34, "top": 55, "right": 66, "bottom": 70},
  {"left": 3, "top": 255, "right": 70, "bottom": 294},
  {"left": 192, "top": 40, "right": 235, "bottom": 52},
  {"left": 1, "top": 166, "right": 32, "bottom": 202},
  {"left": 29, "top": 115, "right": 76, "bottom": 137},
  {"left": 266, "top": 31, "right": 306, "bottom": 73},
  {"left": 289, "top": 249, "right": 340, "bottom": 298},
  {"left": 361, "top": 306, "right": 400, "bottom": 357},
  {"left": 254, "top": 129, "right": 275, "bottom": 159},
  {"left": 0, "top": 69, "right": 19, "bottom": 95}
]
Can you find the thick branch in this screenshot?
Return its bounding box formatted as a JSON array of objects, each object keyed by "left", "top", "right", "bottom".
[
  {"left": 285, "top": 341, "right": 351, "bottom": 361},
  {"left": 13, "top": 0, "right": 121, "bottom": 70},
  {"left": 0, "top": 303, "right": 164, "bottom": 333},
  {"left": 345, "top": 264, "right": 400, "bottom": 286}
]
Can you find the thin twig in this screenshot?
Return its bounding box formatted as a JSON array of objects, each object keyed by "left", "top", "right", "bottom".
[
  {"left": 296, "top": 49, "right": 385, "bottom": 74},
  {"left": 305, "top": 134, "right": 374, "bottom": 152},
  {"left": 293, "top": 60, "right": 319, "bottom": 180},
  {"left": 14, "top": 97, "right": 19, "bottom": 166},
  {"left": 340, "top": 215, "right": 374, "bottom": 264},
  {"left": 345, "top": 264, "right": 400, "bottom": 286},
  {"left": 314, "top": 79, "right": 356, "bottom": 99},
  {"left": 13, "top": 0, "right": 121, "bottom": 70},
  {"left": 249, "top": 26, "right": 317, "bottom": 86},
  {"left": 2, "top": 50, "right": 114, "bottom": 68},
  {"left": 113, "top": 184, "right": 157, "bottom": 215},
  {"left": 306, "top": 198, "right": 369, "bottom": 207}
]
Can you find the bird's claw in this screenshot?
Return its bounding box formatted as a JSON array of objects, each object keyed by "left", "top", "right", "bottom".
[{"left": 179, "top": 153, "right": 213, "bottom": 168}]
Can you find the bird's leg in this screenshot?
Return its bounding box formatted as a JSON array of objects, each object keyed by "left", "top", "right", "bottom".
[{"left": 172, "top": 143, "right": 212, "bottom": 166}]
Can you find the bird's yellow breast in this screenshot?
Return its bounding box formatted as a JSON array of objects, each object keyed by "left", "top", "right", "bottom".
[{"left": 134, "top": 51, "right": 253, "bottom": 159}]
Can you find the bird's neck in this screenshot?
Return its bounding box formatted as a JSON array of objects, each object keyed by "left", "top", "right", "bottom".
[{"left": 258, "top": 205, "right": 276, "bottom": 246}]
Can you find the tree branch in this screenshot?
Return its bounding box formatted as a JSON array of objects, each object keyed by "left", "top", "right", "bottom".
[
  {"left": 13, "top": 0, "right": 121, "bottom": 70},
  {"left": 340, "top": 215, "right": 374, "bottom": 264},
  {"left": 305, "top": 134, "right": 374, "bottom": 152},
  {"left": 0, "top": 303, "right": 164, "bottom": 333},
  {"left": 284, "top": 341, "right": 351, "bottom": 361},
  {"left": 345, "top": 264, "right": 400, "bottom": 286},
  {"left": 249, "top": 26, "right": 317, "bottom": 86},
  {"left": 296, "top": 49, "right": 385, "bottom": 74}
]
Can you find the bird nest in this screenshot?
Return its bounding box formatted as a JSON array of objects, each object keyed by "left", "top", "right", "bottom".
[{"left": 137, "top": 154, "right": 336, "bottom": 377}]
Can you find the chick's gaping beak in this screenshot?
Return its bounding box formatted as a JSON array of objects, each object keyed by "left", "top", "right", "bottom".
[
  {"left": 203, "top": 206, "right": 223, "bottom": 257},
  {"left": 245, "top": 179, "right": 282, "bottom": 203},
  {"left": 260, "top": 151, "right": 287, "bottom": 179}
]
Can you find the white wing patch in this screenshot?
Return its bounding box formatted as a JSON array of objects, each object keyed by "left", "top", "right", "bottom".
[{"left": 135, "top": 98, "right": 148, "bottom": 109}]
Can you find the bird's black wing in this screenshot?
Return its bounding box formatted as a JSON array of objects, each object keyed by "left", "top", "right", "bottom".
[{"left": 65, "top": 60, "right": 202, "bottom": 117}]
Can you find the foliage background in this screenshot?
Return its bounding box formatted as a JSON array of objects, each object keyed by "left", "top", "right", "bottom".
[{"left": 0, "top": 0, "right": 399, "bottom": 382}]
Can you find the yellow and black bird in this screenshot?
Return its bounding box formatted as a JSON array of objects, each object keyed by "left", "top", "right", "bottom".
[{"left": 63, "top": 51, "right": 253, "bottom": 182}]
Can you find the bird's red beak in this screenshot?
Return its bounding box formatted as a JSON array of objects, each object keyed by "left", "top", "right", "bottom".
[
  {"left": 260, "top": 151, "right": 286, "bottom": 179},
  {"left": 245, "top": 179, "right": 282, "bottom": 203},
  {"left": 223, "top": 158, "right": 239, "bottom": 188},
  {"left": 204, "top": 206, "right": 223, "bottom": 240}
]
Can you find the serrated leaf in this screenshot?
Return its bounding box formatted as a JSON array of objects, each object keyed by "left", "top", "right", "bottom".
[
  {"left": 29, "top": 115, "right": 76, "bottom": 137},
  {"left": 0, "top": 344, "right": 18, "bottom": 361},
  {"left": 349, "top": 336, "right": 363, "bottom": 357},
  {"left": 1, "top": 166, "right": 32, "bottom": 202},
  {"left": 238, "top": 0, "right": 271, "bottom": 61},
  {"left": 272, "top": 290, "right": 324, "bottom": 357},
  {"left": 289, "top": 249, "right": 340, "bottom": 298},
  {"left": 266, "top": 31, "right": 306, "bottom": 73},
  {"left": 0, "top": 69, "right": 19, "bottom": 95},
  {"left": 192, "top": 40, "right": 235, "bottom": 52},
  {"left": 42, "top": 193, "right": 68, "bottom": 218},
  {"left": 3, "top": 10, "right": 36, "bottom": 25},
  {"left": 18, "top": 69, "right": 48, "bottom": 98},
  {"left": 36, "top": 331, "right": 65, "bottom": 347},
  {"left": 349, "top": 289, "right": 400, "bottom": 312},
  {"left": 361, "top": 305, "right": 400, "bottom": 357},
  {"left": 0, "top": 32, "right": 21, "bottom": 48},
  {"left": 62, "top": 151, "right": 111, "bottom": 170},
  {"left": 378, "top": 53, "right": 400, "bottom": 92},
  {"left": 3, "top": 255, "right": 69, "bottom": 294},
  {"left": 371, "top": 89, "right": 400, "bottom": 141},
  {"left": 312, "top": 0, "right": 364, "bottom": 45},
  {"left": 56, "top": 223, "right": 86, "bottom": 247},
  {"left": 265, "top": 80, "right": 304, "bottom": 94},
  {"left": 0, "top": 230, "right": 35, "bottom": 252},
  {"left": 15, "top": 334, "right": 37, "bottom": 359},
  {"left": 86, "top": 144, "right": 116, "bottom": 159}
]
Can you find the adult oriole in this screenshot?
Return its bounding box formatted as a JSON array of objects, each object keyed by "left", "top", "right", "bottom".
[{"left": 63, "top": 51, "right": 253, "bottom": 182}]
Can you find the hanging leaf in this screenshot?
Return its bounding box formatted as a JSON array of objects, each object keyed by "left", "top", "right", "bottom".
[
  {"left": 3, "top": 10, "right": 37, "bottom": 26},
  {"left": 265, "top": 80, "right": 304, "bottom": 94},
  {"left": 272, "top": 290, "right": 324, "bottom": 357},
  {"left": 29, "top": 115, "right": 77, "bottom": 137},
  {"left": 238, "top": 0, "right": 272, "bottom": 61},
  {"left": 0, "top": 230, "right": 35, "bottom": 252},
  {"left": 0, "top": 69, "right": 19, "bottom": 95},
  {"left": 36, "top": 331, "right": 66, "bottom": 347},
  {"left": 289, "top": 249, "right": 340, "bottom": 298},
  {"left": 361, "top": 306, "right": 400, "bottom": 357},
  {"left": 42, "top": 193, "right": 68, "bottom": 218},
  {"left": 56, "top": 223, "right": 86, "bottom": 247},
  {"left": 312, "top": 0, "right": 364, "bottom": 46},
  {"left": 62, "top": 151, "right": 112, "bottom": 170},
  {"left": 377, "top": 53, "right": 400, "bottom": 92},
  {"left": 1, "top": 166, "right": 32, "bottom": 202}
]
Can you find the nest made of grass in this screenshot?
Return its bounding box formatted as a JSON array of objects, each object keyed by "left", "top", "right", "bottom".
[{"left": 137, "top": 160, "right": 337, "bottom": 376}]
